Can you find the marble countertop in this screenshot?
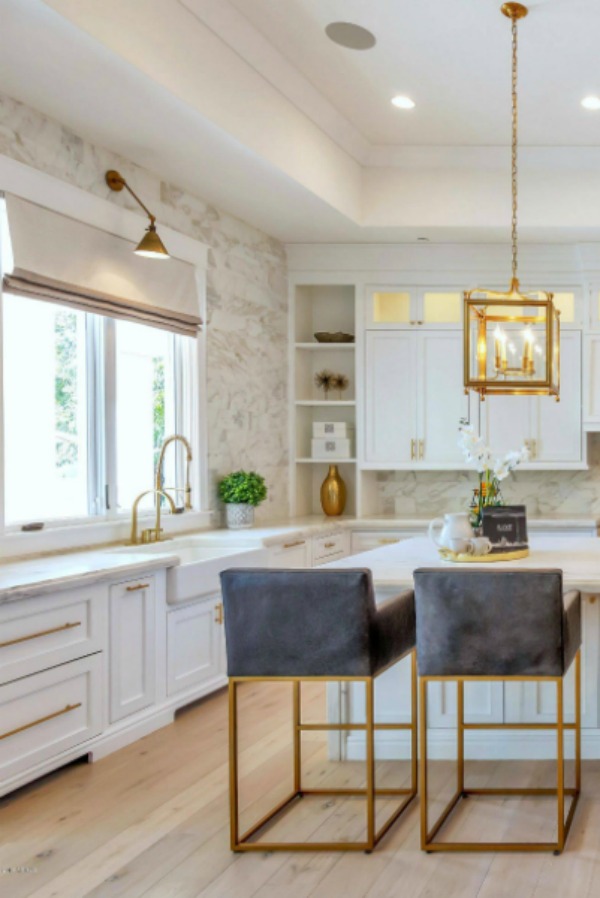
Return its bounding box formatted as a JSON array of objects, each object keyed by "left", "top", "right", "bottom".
[
  {"left": 187, "top": 513, "right": 599, "bottom": 547},
  {"left": 0, "top": 513, "right": 596, "bottom": 604},
  {"left": 0, "top": 550, "right": 180, "bottom": 603},
  {"left": 325, "top": 535, "right": 600, "bottom": 593}
]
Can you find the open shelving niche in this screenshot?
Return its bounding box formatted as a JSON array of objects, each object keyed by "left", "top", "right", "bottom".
[{"left": 291, "top": 284, "right": 358, "bottom": 516}]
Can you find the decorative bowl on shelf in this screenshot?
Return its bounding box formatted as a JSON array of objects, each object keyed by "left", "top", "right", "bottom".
[{"left": 314, "top": 332, "right": 355, "bottom": 343}]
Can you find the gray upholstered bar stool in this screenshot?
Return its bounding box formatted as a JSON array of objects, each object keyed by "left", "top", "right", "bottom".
[
  {"left": 220, "top": 568, "right": 417, "bottom": 853},
  {"left": 414, "top": 567, "right": 581, "bottom": 855}
]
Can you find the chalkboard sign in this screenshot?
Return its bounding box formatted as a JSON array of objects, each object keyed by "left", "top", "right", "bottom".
[{"left": 481, "top": 505, "right": 528, "bottom": 553}]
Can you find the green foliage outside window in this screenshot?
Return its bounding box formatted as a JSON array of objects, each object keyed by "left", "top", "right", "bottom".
[{"left": 54, "top": 311, "right": 79, "bottom": 474}]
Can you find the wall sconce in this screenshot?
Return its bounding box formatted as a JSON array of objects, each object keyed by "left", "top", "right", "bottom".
[{"left": 105, "top": 170, "right": 170, "bottom": 259}]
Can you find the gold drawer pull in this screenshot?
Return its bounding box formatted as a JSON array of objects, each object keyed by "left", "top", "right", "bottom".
[
  {"left": 0, "top": 703, "right": 82, "bottom": 742},
  {"left": 323, "top": 541, "right": 336, "bottom": 549},
  {"left": 283, "top": 540, "right": 305, "bottom": 549},
  {"left": 214, "top": 602, "right": 224, "bottom": 625},
  {"left": 126, "top": 583, "right": 150, "bottom": 592},
  {"left": 378, "top": 538, "right": 400, "bottom": 545},
  {"left": 0, "top": 621, "right": 81, "bottom": 650}
]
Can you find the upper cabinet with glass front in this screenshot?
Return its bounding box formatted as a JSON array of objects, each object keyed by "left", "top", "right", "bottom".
[
  {"left": 519, "top": 287, "right": 583, "bottom": 328},
  {"left": 365, "top": 286, "right": 463, "bottom": 329}
]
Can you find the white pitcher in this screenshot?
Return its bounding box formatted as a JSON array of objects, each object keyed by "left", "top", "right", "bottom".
[{"left": 428, "top": 512, "right": 474, "bottom": 554}]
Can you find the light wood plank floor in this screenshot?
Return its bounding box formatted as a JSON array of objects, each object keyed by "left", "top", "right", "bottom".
[{"left": 2, "top": 682, "right": 600, "bottom": 898}]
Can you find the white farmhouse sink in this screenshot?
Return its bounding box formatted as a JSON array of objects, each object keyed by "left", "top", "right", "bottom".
[{"left": 109, "top": 538, "right": 267, "bottom": 604}]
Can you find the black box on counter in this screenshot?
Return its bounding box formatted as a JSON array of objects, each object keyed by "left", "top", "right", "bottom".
[{"left": 481, "top": 505, "right": 528, "bottom": 553}]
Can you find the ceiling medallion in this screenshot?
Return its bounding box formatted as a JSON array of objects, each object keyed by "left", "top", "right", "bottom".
[{"left": 464, "top": 3, "right": 560, "bottom": 401}]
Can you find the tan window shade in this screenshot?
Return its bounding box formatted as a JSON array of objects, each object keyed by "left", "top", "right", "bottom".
[{"left": 2, "top": 196, "right": 202, "bottom": 337}]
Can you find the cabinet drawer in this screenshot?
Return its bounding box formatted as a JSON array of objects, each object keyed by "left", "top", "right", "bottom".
[
  {"left": 312, "top": 532, "right": 347, "bottom": 564},
  {"left": 351, "top": 531, "right": 411, "bottom": 555},
  {"left": 0, "top": 585, "right": 107, "bottom": 686},
  {"left": 269, "top": 540, "right": 309, "bottom": 568},
  {"left": 0, "top": 653, "right": 103, "bottom": 786}
]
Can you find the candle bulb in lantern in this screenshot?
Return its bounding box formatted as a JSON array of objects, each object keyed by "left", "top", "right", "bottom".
[{"left": 522, "top": 328, "right": 534, "bottom": 374}]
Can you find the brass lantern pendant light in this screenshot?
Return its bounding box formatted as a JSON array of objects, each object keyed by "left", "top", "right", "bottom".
[{"left": 464, "top": 3, "right": 560, "bottom": 401}]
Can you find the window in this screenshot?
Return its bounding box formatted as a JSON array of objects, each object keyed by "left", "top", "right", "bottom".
[{"left": 2, "top": 294, "right": 192, "bottom": 526}]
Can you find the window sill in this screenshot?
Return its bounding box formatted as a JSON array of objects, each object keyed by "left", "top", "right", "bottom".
[{"left": 0, "top": 509, "right": 214, "bottom": 562}]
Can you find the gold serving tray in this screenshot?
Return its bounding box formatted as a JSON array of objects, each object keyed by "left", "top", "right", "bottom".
[{"left": 438, "top": 548, "right": 530, "bottom": 564}]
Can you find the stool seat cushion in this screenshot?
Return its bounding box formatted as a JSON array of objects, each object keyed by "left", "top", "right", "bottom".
[
  {"left": 220, "top": 568, "right": 415, "bottom": 678},
  {"left": 414, "top": 568, "right": 581, "bottom": 678}
]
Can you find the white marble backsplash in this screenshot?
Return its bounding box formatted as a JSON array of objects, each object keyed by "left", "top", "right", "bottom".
[
  {"left": 0, "top": 93, "right": 289, "bottom": 523},
  {"left": 376, "top": 434, "right": 600, "bottom": 517}
]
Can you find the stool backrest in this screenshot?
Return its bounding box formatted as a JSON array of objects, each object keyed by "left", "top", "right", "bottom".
[
  {"left": 220, "top": 568, "right": 375, "bottom": 677},
  {"left": 414, "top": 568, "right": 564, "bottom": 677}
]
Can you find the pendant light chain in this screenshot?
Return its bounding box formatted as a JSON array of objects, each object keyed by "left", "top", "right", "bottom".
[{"left": 511, "top": 13, "right": 519, "bottom": 286}]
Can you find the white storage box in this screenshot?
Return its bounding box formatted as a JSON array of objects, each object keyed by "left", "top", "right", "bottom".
[
  {"left": 312, "top": 422, "right": 351, "bottom": 438},
  {"left": 311, "top": 437, "right": 351, "bottom": 459}
]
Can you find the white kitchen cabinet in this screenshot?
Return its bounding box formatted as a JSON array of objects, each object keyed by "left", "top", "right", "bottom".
[
  {"left": 584, "top": 334, "right": 600, "bottom": 427},
  {"left": 364, "top": 330, "right": 468, "bottom": 468},
  {"left": 418, "top": 332, "right": 469, "bottom": 466},
  {"left": 365, "top": 331, "right": 416, "bottom": 464},
  {"left": 365, "top": 286, "right": 462, "bottom": 329},
  {"left": 0, "top": 584, "right": 107, "bottom": 686},
  {"left": 311, "top": 530, "right": 349, "bottom": 566},
  {"left": 167, "top": 594, "right": 225, "bottom": 697},
  {"left": 0, "top": 653, "right": 103, "bottom": 787},
  {"left": 268, "top": 538, "right": 310, "bottom": 568},
  {"left": 109, "top": 575, "right": 156, "bottom": 723},
  {"left": 481, "top": 332, "right": 583, "bottom": 467},
  {"left": 425, "top": 681, "right": 504, "bottom": 729}
]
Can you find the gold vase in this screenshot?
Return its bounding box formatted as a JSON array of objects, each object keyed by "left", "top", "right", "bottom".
[{"left": 320, "top": 464, "right": 346, "bottom": 516}]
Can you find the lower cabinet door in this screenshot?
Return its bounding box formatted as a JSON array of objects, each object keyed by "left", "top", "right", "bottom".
[
  {"left": 426, "top": 681, "right": 504, "bottom": 728},
  {"left": 167, "top": 595, "right": 224, "bottom": 696},
  {"left": 109, "top": 576, "right": 156, "bottom": 723},
  {"left": 0, "top": 653, "right": 103, "bottom": 785}
]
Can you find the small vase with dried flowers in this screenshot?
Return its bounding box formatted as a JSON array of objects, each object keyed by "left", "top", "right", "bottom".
[
  {"left": 314, "top": 369, "right": 335, "bottom": 400},
  {"left": 331, "top": 373, "right": 349, "bottom": 400}
]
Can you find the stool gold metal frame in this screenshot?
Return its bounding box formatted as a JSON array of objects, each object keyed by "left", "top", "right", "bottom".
[
  {"left": 419, "top": 650, "right": 581, "bottom": 854},
  {"left": 229, "top": 649, "right": 417, "bottom": 852}
]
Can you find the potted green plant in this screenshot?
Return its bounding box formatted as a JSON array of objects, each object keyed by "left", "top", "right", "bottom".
[{"left": 218, "top": 470, "right": 267, "bottom": 529}]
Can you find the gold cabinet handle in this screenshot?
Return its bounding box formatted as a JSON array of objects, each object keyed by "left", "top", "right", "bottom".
[
  {"left": 419, "top": 439, "right": 425, "bottom": 459},
  {"left": 126, "top": 583, "right": 150, "bottom": 592},
  {"left": 323, "top": 541, "right": 336, "bottom": 548},
  {"left": 410, "top": 439, "right": 416, "bottom": 460},
  {"left": 214, "top": 602, "right": 224, "bottom": 625},
  {"left": 282, "top": 540, "right": 305, "bottom": 549},
  {"left": 378, "top": 538, "right": 400, "bottom": 545},
  {"left": 0, "top": 621, "right": 81, "bottom": 650},
  {"left": 0, "top": 703, "right": 82, "bottom": 742}
]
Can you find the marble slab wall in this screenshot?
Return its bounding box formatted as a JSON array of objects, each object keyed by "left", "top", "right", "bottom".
[
  {"left": 0, "top": 93, "right": 289, "bottom": 523},
  {"left": 376, "top": 434, "right": 600, "bottom": 517}
]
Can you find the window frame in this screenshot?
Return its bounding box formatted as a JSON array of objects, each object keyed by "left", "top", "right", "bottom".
[{"left": 0, "top": 165, "right": 210, "bottom": 552}]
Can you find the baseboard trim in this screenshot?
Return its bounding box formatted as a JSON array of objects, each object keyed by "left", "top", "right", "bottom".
[{"left": 345, "top": 728, "right": 598, "bottom": 761}]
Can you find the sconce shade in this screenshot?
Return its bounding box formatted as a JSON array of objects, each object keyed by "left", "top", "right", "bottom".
[{"left": 134, "top": 224, "right": 170, "bottom": 259}]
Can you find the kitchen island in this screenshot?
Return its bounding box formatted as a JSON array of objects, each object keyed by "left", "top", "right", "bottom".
[{"left": 325, "top": 536, "right": 600, "bottom": 761}]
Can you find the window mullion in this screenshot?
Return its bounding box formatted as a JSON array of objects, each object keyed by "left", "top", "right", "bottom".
[{"left": 104, "top": 317, "right": 118, "bottom": 519}]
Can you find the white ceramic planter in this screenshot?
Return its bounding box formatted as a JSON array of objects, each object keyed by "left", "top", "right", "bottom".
[{"left": 225, "top": 503, "right": 255, "bottom": 529}]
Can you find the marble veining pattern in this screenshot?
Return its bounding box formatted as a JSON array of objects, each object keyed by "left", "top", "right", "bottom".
[
  {"left": 0, "top": 93, "right": 289, "bottom": 523},
  {"left": 377, "top": 434, "right": 600, "bottom": 517}
]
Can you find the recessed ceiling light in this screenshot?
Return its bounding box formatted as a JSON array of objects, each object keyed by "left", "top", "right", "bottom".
[
  {"left": 582, "top": 96, "right": 600, "bottom": 110},
  {"left": 325, "top": 22, "right": 376, "bottom": 50},
  {"left": 391, "top": 95, "right": 416, "bottom": 110}
]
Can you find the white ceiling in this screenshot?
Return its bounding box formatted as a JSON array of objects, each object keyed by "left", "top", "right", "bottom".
[
  {"left": 3, "top": 0, "right": 600, "bottom": 243},
  {"left": 228, "top": 0, "right": 600, "bottom": 148}
]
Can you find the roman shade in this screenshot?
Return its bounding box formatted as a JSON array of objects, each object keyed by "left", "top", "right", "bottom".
[{"left": 2, "top": 195, "right": 202, "bottom": 337}]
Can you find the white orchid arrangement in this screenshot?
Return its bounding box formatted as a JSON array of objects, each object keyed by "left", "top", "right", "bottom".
[
  {"left": 458, "top": 421, "right": 529, "bottom": 481},
  {"left": 458, "top": 420, "right": 529, "bottom": 527}
]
